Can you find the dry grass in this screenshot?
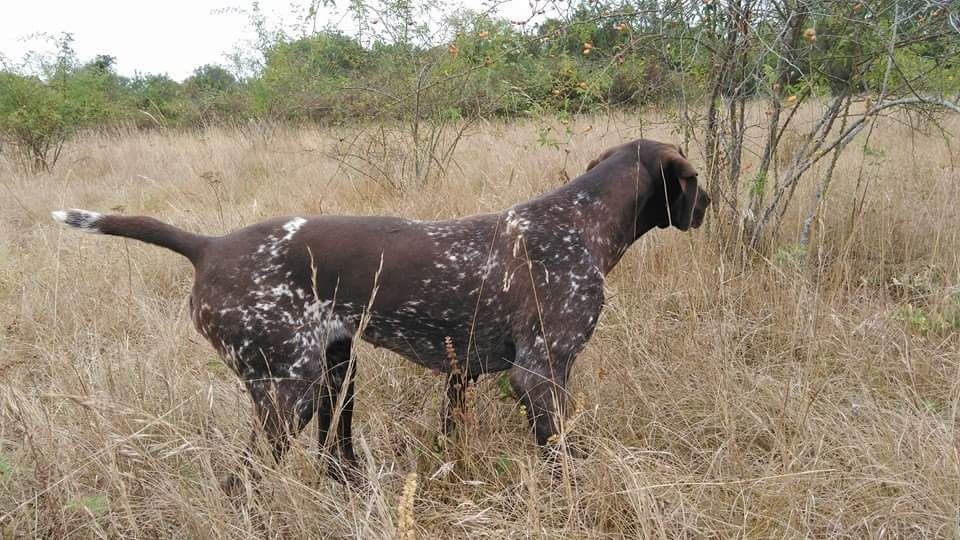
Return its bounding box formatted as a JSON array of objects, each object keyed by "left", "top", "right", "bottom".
[{"left": 1, "top": 107, "right": 959, "bottom": 538}]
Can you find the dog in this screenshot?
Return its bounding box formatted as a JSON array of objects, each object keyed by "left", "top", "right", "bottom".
[{"left": 52, "top": 138, "right": 709, "bottom": 487}]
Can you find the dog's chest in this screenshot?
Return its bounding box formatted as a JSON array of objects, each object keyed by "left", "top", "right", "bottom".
[{"left": 356, "top": 221, "right": 602, "bottom": 371}]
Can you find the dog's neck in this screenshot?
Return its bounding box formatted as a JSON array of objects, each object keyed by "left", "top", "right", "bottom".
[{"left": 514, "top": 168, "right": 655, "bottom": 275}]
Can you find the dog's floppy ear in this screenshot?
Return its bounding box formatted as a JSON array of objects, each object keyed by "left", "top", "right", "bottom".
[
  {"left": 586, "top": 147, "right": 618, "bottom": 172},
  {"left": 664, "top": 150, "right": 698, "bottom": 193},
  {"left": 659, "top": 147, "right": 700, "bottom": 227}
]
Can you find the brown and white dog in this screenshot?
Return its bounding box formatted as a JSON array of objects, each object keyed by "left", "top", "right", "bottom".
[{"left": 53, "top": 139, "right": 709, "bottom": 487}]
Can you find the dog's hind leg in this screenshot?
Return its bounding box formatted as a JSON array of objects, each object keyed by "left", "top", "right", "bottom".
[
  {"left": 315, "top": 338, "right": 361, "bottom": 483},
  {"left": 221, "top": 377, "right": 315, "bottom": 494},
  {"left": 248, "top": 378, "right": 317, "bottom": 461},
  {"left": 442, "top": 369, "right": 477, "bottom": 437}
]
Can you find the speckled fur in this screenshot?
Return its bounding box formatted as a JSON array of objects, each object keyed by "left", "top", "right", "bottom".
[{"left": 52, "top": 139, "right": 710, "bottom": 486}]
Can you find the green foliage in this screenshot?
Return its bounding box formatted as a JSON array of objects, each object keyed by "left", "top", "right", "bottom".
[
  {"left": 493, "top": 455, "right": 514, "bottom": 475},
  {"left": 892, "top": 283, "right": 960, "bottom": 336},
  {"left": 773, "top": 243, "right": 807, "bottom": 268},
  {"left": 182, "top": 65, "right": 247, "bottom": 127},
  {"left": 894, "top": 304, "right": 955, "bottom": 336},
  {"left": 749, "top": 171, "right": 767, "bottom": 198},
  {"left": 60, "top": 58, "right": 126, "bottom": 125},
  {"left": 0, "top": 34, "right": 126, "bottom": 170},
  {"left": 495, "top": 372, "right": 514, "bottom": 401},
  {"left": 184, "top": 64, "right": 238, "bottom": 95},
  {"left": 0, "top": 72, "right": 71, "bottom": 171},
  {"left": 253, "top": 31, "right": 369, "bottom": 119},
  {"left": 65, "top": 494, "right": 108, "bottom": 515},
  {"left": 1, "top": 1, "right": 958, "bottom": 173},
  {"left": 127, "top": 73, "right": 184, "bottom": 127}
]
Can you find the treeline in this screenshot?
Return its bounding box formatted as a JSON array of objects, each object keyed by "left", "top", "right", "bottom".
[
  {"left": 0, "top": 10, "right": 698, "bottom": 132},
  {"left": 1, "top": 1, "right": 958, "bottom": 173}
]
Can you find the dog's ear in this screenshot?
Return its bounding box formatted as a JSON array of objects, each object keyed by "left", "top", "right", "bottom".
[
  {"left": 586, "top": 147, "right": 618, "bottom": 172},
  {"left": 663, "top": 149, "right": 697, "bottom": 193},
  {"left": 659, "top": 147, "right": 701, "bottom": 228}
]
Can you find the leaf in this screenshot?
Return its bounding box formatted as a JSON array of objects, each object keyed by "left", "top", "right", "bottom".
[
  {"left": 0, "top": 455, "right": 11, "bottom": 477},
  {"left": 66, "top": 495, "right": 108, "bottom": 515},
  {"left": 773, "top": 244, "right": 806, "bottom": 267},
  {"left": 496, "top": 373, "right": 514, "bottom": 401},
  {"left": 494, "top": 455, "right": 513, "bottom": 475},
  {"left": 749, "top": 171, "right": 767, "bottom": 197},
  {"left": 863, "top": 145, "right": 885, "bottom": 157}
]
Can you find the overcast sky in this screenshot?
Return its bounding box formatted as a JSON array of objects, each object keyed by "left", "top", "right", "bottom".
[{"left": 0, "top": 0, "right": 539, "bottom": 81}]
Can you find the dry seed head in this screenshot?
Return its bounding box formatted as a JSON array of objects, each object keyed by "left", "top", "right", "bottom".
[
  {"left": 573, "top": 391, "right": 586, "bottom": 414},
  {"left": 444, "top": 336, "right": 460, "bottom": 375},
  {"left": 397, "top": 472, "right": 419, "bottom": 540}
]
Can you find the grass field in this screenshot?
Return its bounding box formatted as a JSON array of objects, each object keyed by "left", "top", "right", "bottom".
[{"left": 1, "top": 108, "right": 959, "bottom": 538}]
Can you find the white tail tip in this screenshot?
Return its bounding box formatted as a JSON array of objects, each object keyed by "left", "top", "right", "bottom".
[{"left": 51, "top": 209, "right": 104, "bottom": 233}]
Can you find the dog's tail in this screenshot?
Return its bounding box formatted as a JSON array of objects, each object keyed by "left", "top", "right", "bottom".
[{"left": 52, "top": 209, "right": 211, "bottom": 264}]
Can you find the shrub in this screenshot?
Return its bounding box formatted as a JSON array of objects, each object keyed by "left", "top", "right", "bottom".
[
  {"left": 127, "top": 73, "right": 185, "bottom": 128},
  {"left": 182, "top": 65, "right": 248, "bottom": 127},
  {"left": 0, "top": 72, "right": 71, "bottom": 172}
]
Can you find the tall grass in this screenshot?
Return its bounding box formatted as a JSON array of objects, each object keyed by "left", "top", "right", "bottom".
[{"left": 1, "top": 107, "right": 958, "bottom": 537}]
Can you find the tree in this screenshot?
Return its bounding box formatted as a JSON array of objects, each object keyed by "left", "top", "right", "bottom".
[
  {"left": 183, "top": 64, "right": 238, "bottom": 96},
  {"left": 681, "top": 0, "right": 960, "bottom": 252},
  {"left": 0, "top": 72, "right": 70, "bottom": 171},
  {"left": 127, "top": 73, "right": 184, "bottom": 127}
]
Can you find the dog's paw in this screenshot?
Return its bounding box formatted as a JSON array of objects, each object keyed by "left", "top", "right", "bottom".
[
  {"left": 432, "top": 432, "right": 450, "bottom": 453},
  {"left": 543, "top": 433, "right": 587, "bottom": 460},
  {"left": 219, "top": 472, "right": 246, "bottom": 498},
  {"left": 333, "top": 465, "right": 369, "bottom": 492},
  {"left": 322, "top": 455, "right": 366, "bottom": 490}
]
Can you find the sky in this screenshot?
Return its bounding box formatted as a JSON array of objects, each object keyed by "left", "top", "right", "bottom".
[{"left": 0, "top": 0, "right": 540, "bottom": 81}]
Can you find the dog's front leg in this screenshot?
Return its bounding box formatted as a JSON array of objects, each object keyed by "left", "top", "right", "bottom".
[{"left": 507, "top": 347, "right": 579, "bottom": 457}]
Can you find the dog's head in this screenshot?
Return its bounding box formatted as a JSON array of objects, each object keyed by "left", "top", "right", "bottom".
[{"left": 586, "top": 139, "right": 710, "bottom": 232}]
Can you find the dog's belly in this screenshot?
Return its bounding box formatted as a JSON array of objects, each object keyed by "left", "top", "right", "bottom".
[{"left": 360, "top": 313, "right": 515, "bottom": 374}]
